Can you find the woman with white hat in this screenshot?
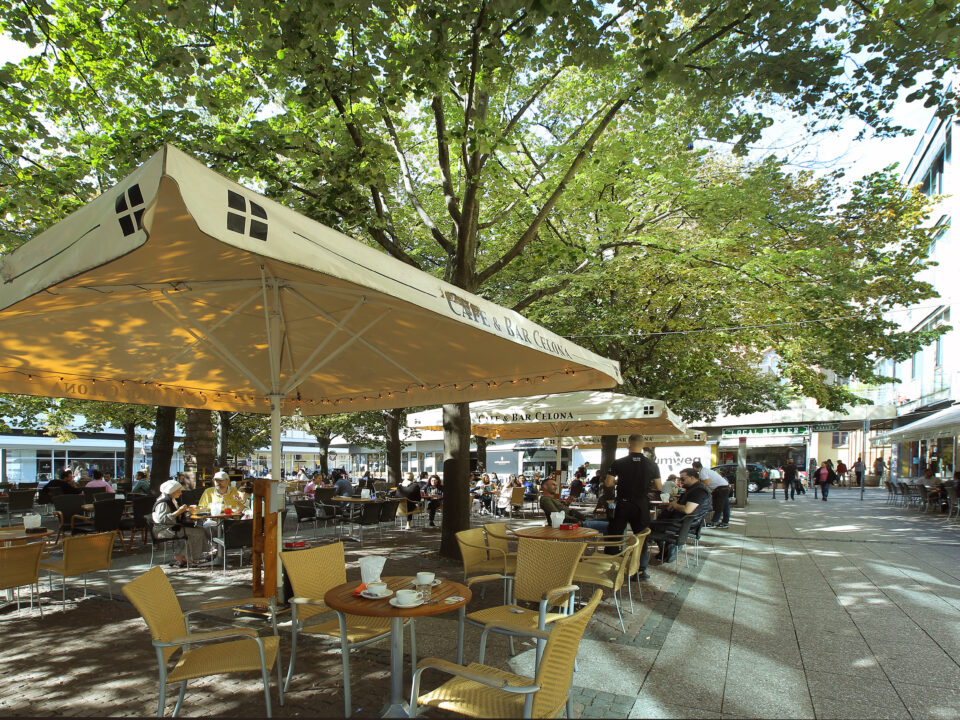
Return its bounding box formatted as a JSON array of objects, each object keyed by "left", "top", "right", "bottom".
[{"left": 152, "top": 479, "right": 208, "bottom": 567}]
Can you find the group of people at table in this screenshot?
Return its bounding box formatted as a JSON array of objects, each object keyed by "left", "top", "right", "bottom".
[{"left": 536, "top": 435, "right": 728, "bottom": 580}]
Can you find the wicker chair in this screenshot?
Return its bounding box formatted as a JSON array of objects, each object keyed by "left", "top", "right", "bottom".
[
  {"left": 508, "top": 487, "right": 527, "bottom": 518},
  {"left": 456, "top": 528, "right": 517, "bottom": 604},
  {"left": 573, "top": 531, "right": 647, "bottom": 631},
  {"left": 39, "top": 530, "right": 117, "bottom": 610},
  {"left": 397, "top": 498, "right": 425, "bottom": 528},
  {"left": 0, "top": 542, "right": 44, "bottom": 616},
  {"left": 411, "top": 589, "right": 603, "bottom": 719},
  {"left": 463, "top": 537, "right": 584, "bottom": 668},
  {"left": 483, "top": 523, "right": 518, "bottom": 564},
  {"left": 123, "top": 566, "right": 282, "bottom": 718},
  {"left": 279, "top": 542, "right": 415, "bottom": 716}
]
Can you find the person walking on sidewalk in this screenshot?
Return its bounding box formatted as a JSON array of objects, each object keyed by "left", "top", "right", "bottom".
[
  {"left": 853, "top": 456, "right": 865, "bottom": 488},
  {"left": 874, "top": 456, "right": 888, "bottom": 487},
  {"left": 782, "top": 458, "right": 799, "bottom": 500},
  {"left": 836, "top": 459, "right": 848, "bottom": 487},
  {"left": 815, "top": 461, "right": 837, "bottom": 501}
]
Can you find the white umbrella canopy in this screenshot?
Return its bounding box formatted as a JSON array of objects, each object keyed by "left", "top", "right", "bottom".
[
  {"left": 552, "top": 430, "right": 707, "bottom": 449},
  {"left": 0, "top": 145, "right": 621, "bottom": 413},
  {"left": 406, "top": 391, "right": 687, "bottom": 439}
]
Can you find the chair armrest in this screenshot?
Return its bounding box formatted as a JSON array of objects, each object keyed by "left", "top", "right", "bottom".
[
  {"left": 458, "top": 539, "right": 506, "bottom": 560},
  {"left": 154, "top": 627, "right": 259, "bottom": 647},
  {"left": 466, "top": 573, "right": 506, "bottom": 587},
  {"left": 415, "top": 657, "right": 539, "bottom": 693},
  {"left": 71, "top": 515, "right": 92, "bottom": 528},
  {"left": 481, "top": 622, "right": 552, "bottom": 642},
  {"left": 542, "top": 584, "right": 579, "bottom": 603},
  {"left": 187, "top": 596, "right": 276, "bottom": 615},
  {"left": 288, "top": 596, "right": 329, "bottom": 608}
]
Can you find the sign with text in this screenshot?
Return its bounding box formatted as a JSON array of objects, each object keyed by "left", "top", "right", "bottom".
[{"left": 721, "top": 425, "right": 811, "bottom": 438}]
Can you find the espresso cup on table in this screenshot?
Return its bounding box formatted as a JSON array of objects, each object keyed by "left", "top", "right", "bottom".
[
  {"left": 367, "top": 581, "right": 388, "bottom": 596},
  {"left": 395, "top": 589, "right": 420, "bottom": 606}
]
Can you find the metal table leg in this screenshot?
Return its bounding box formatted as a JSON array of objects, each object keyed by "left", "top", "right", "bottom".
[{"left": 381, "top": 616, "right": 409, "bottom": 717}]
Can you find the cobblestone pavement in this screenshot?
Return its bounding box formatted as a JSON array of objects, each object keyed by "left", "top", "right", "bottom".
[{"left": 3, "top": 490, "right": 960, "bottom": 718}]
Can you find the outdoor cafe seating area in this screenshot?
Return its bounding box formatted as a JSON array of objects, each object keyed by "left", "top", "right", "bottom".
[{"left": 0, "top": 471, "right": 686, "bottom": 718}]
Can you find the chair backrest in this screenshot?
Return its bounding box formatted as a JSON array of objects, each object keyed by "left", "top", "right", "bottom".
[
  {"left": 483, "top": 523, "right": 511, "bottom": 556},
  {"left": 0, "top": 542, "right": 43, "bottom": 592},
  {"left": 122, "top": 566, "right": 187, "bottom": 663},
  {"left": 92, "top": 499, "right": 127, "bottom": 531},
  {"left": 532, "top": 589, "right": 604, "bottom": 717},
  {"left": 513, "top": 537, "right": 584, "bottom": 605},
  {"left": 93, "top": 492, "right": 114, "bottom": 503},
  {"left": 674, "top": 515, "right": 698, "bottom": 547},
  {"left": 181, "top": 488, "right": 204, "bottom": 505},
  {"left": 379, "top": 500, "right": 400, "bottom": 523},
  {"left": 280, "top": 542, "right": 347, "bottom": 599},
  {"left": 53, "top": 494, "right": 85, "bottom": 525},
  {"left": 456, "top": 528, "right": 491, "bottom": 575},
  {"left": 293, "top": 501, "right": 316, "bottom": 521},
  {"left": 62, "top": 531, "right": 117, "bottom": 577},
  {"left": 361, "top": 502, "right": 381, "bottom": 524},
  {"left": 222, "top": 519, "right": 254, "bottom": 550},
  {"left": 919, "top": 485, "right": 929, "bottom": 503},
  {"left": 7, "top": 489, "right": 36, "bottom": 512},
  {"left": 314, "top": 487, "right": 337, "bottom": 503},
  {"left": 374, "top": 481, "right": 388, "bottom": 493},
  {"left": 627, "top": 529, "right": 650, "bottom": 576},
  {"left": 130, "top": 496, "right": 155, "bottom": 529},
  {"left": 510, "top": 487, "right": 524, "bottom": 506},
  {"left": 116, "top": 482, "right": 133, "bottom": 494},
  {"left": 82, "top": 488, "right": 100, "bottom": 503},
  {"left": 397, "top": 499, "right": 419, "bottom": 518}
]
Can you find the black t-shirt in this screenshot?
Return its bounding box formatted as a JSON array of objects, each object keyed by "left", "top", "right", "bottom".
[
  {"left": 677, "top": 481, "right": 712, "bottom": 521},
  {"left": 609, "top": 452, "right": 660, "bottom": 506}
]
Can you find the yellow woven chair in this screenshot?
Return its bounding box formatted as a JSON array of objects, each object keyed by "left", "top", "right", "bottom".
[
  {"left": 280, "top": 541, "right": 415, "bottom": 716},
  {"left": 397, "top": 498, "right": 425, "bottom": 528},
  {"left": 40, "top": 530, "right": 116, "bottom": 610},
  {"left": 573, "top": 530, "right": 647, "bottom": 632},
  {"left": 0, "top": 542, "right": 44, "bottom": 616},
  {"left": 411, "top": 589, "right": 603, "bottom": 718},
  {"left": 483, "top": 523, "right": 518, "bottom": 562},
  {"left": 123, "top": 566, "right": 282, "bottom": 718},
  {"left": 509, "top": 487, "right": 527, "bottom": 518},
  {"left": 456, "top": 527, "right": 517, "bottom": 604},
  {"left": 463, "top": 536, "right": 584, "bottom": 668}
]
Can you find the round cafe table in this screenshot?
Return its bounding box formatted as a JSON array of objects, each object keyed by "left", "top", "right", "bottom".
[
  {"left": 512, "top": 525, "right": 600, "bottom": 541},
  {"left": 0, "top": 526, "right": 51, "bottom": 545},
  {"left": 324, "top": 575, "right": 471, "bottom": 716}
]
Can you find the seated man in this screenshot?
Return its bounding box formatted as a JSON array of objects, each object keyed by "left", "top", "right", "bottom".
[
  {"left": 197, "top": 471, "right": 247, "bottom": 512},
  {"left": 539, "top": 476, "right": 608, "bottom": 532},
  {"left": 83, "top": 469, "right": 115, "bottom": 494},
  {"left": 332, "top": 470, "right": 354, "bottom": 497},
  {"left": 641, "top": 467, "right": 712, "bottom": 571},
  {"left": 43, "top": 468, "right": 82, "bottom": 495},
  {"left": 568, "top": 475, "right": 585, "bottom": 502}
]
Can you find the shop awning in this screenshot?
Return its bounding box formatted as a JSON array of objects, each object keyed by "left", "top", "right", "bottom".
[{"left": 880, "top": 403, "right": 960, "bottom": 443}]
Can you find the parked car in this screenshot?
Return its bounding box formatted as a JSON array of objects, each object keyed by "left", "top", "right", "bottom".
[{"left": 711, "top": 463, "right": 772, "bottom": 493}]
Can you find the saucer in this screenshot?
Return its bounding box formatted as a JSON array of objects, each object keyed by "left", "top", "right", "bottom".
[
  {"left": 389, "top": 597, "right": 423, "bottom": 609},
  {"left": 360, "top": 589, "right": 393, "bottom": 600}
]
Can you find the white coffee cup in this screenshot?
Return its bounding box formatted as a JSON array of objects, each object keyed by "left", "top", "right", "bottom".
[
  {"left": 395, "top": 589, "right": 420, "bottom": 606},
  {"left": 416, "top": 571, "right": 435, "bottom": 586},
  {"left": 366, "top": 581, "right": 388, "bottom": 595}
]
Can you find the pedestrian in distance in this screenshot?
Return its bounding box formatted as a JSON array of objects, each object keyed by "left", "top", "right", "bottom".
[
  {"left": 836, "top": 459, "right": 847, "bottom": 487},
  {"left": 873, "top": 456, "right": 888, "bottom": 487},
  {"left": 782, "top": 458, "right": 799, "bottom": 500},
  {"left": 815, "top": 461, "right": 837, "bottom": 501},
  {"left": 853, "top": 456, "right": 865, "bottom": 488}
]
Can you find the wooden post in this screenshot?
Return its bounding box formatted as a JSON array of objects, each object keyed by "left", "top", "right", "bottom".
[{"left": 251, "top": 478, "right": 279, "bottom": 598}]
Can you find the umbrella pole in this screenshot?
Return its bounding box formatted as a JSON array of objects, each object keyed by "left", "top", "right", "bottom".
[
  {"left": 269, "top": 395, "right": 283, "bottom": 598},
  {"left": 556, "top": 436, "right": 562, "bottom": 481}
]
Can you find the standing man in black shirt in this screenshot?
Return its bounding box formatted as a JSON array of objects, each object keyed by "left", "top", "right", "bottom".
[{"left": 605, "top": 435, "right": 661, "bottom": 558}]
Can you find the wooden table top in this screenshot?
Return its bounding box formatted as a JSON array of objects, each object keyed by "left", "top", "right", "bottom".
[
  {"left": 512, "top": 525, "right": 600, "bottom": 540},
  {"left": 0, "top": 526, "right": 51, "bottom": 543},
  {"left": 324, "top": 575, "right": 471, "bottom": 618},
  {"left": 189, "top": 511, "right": 238, "bottom": 520},
  {"left": 331, "top": 496, "right": 381, "bottom": 503}
]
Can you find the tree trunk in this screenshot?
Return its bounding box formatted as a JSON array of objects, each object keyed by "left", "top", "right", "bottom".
[
  {"left": 150, "top": 406, "right": 177, "bottom": 493},
  {"left": 122, "top": 422, "right": 135, "bottom": 480},
  {"left": 183, "top": 409, "right": 215, "bottom": 488},
  {"left": 599, "top": 434, "right": 618, "bottom": 479},
  {"left": 440, "top": 402, "right": 471, "bottom": 560},
  {"left": 474, "top": 435, "right": 488, "bottom": 473},
  {"left": 216, "top": 410, "right": 232, "bottom": 468},
  {"left": 383, "top": 408, "right": 403, "bottom": 486},
  {"left": 314, "top": 433, "right": 332, "bottom": 476}
]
